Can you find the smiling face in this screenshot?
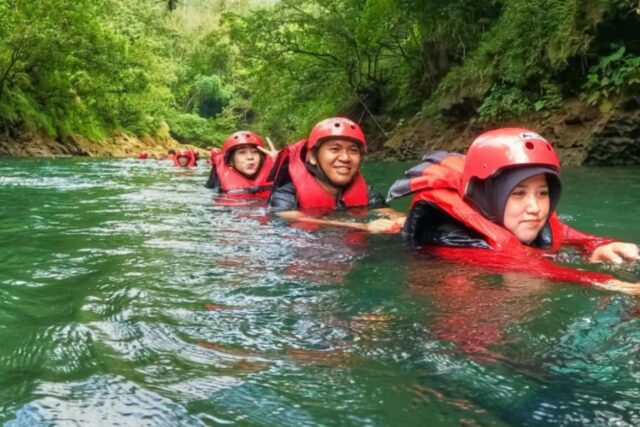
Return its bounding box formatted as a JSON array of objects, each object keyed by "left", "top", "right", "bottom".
[
  {"left": 502, "top": 173, "right": 550, "bottom": 244},
  {"left": 231, "top": 145, "right": 262, "bottom": 178},
  {"left": 309, "top": 139, "right": 362, "bottom": 188},
  {"left": 177, "top": 155, "right": 189, "bottom": 166}
]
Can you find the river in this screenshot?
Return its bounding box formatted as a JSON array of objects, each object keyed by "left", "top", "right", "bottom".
[{"left": 0, "top": 157, "right": 639, "bottom": 426}]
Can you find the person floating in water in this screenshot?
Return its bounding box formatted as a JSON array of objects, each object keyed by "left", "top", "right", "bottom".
[
  {"left": 205, "top": 131, "right": 278, "bottom": 199},
  {"left": 154, "top": 148, "right": 177, "bottom": 161},
  {"left": 206, "top": 148, "right": 221, "bottom": 165},
  {"left": 268, "top": 117, "right": 404, "bottom": 232},
  {"left": 174, "top": 149, "right": 197, "bottom": 167},
  {"left": 387, "top": 127, "right": 639, "bottom": 294}
]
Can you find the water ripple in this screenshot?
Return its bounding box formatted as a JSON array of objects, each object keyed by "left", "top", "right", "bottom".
[{"left": 1, "top": 159, "right": 639, "bottom": 425}]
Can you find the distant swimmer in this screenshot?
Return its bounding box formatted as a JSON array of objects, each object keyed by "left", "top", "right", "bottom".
[{"left": 173, "top": 149, "right": 197, "bottom": 167}]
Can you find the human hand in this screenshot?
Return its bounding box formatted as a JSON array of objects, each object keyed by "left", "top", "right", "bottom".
[
  {"left": 393, "top": 216, "right": 406, "bottom": 228},
  {"left": 589, "top": 242, "right": 639, "bottom": 264},
  {"left": 257, "top": 137, "right": 279, "bottom": 159},
  {"left": 366, "top": 218, "right": 402, "bottom": 234},
  {"left": 596, "top": 279, "right": 640, "bottom": 296},
  {"left": 276, "top": 210, "right": 305, "bottom": 221}
]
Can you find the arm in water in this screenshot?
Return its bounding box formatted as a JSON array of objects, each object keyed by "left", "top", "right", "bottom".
[
  {"left": 276, "top": 208, "right": 406, "bottom": 234},
  {"left": 431, "top": 246, "right": 640, "bottom": 296},
  {"left": 561, "top": 223, "right": 639, "bottom": 264}
]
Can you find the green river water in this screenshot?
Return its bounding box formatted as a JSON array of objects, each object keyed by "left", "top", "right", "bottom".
[{"left": 0, "top": 158, "right": 639, "bottom": 426}]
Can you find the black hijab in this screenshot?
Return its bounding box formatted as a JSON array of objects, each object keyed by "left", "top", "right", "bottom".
[{"left": 466, "top": 166, "right": 562, "bottom": 226}]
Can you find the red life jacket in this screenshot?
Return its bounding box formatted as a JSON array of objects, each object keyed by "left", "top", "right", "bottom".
[
  {"left": 275, "top": 139, "right": 368, "bottom": 209},
  {"left": 388, "top": 151, "right": 617, "bottom": 286},
  {"left": 213, "top": 153, "right": 273, "bottom": 199},
  {"left": 388, "top": 151, "right": 614, "bottom": 254},
  {"left": 173, "top": 150, "right": 197, "bottom": 167}
]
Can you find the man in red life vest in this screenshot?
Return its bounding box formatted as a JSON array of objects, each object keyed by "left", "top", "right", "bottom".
[
  {"left": 387, "top": 128, "right": 639, "bottom": 294},
  {"left": 268, "top": 117, "right": 405, "bottom": 232},
  {"left": 205, "top": 131, "right": 276, "bottom": 198}
]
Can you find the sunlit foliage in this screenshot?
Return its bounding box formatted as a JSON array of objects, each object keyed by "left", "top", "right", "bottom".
[{"left": 1, "top": 0, "right": 639, "bottom": 147}]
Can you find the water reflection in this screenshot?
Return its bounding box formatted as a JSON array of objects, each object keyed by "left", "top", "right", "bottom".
[{"left": 407, "top": 251, "right": 548, "bottom": 359}]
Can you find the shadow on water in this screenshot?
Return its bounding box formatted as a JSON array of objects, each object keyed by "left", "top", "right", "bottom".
[{"left": 0, "top": 158, "right": 639, "bottom": 426}]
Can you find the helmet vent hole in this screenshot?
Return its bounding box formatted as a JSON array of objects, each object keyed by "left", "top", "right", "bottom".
[
  {"left": 350, "top": 125, "right": 355, "bottom": 129},
  {"left": 546, "top": 143, "right": 551, "bottom": 151},
  {"left": 525, "top": 141, "right": 534, "bottom": 150},
  {"left": 334, "top": 123, "right": 341, "bottom": 128},
  {"left": 234, "top": 136, "right": 238, "bottom": 139}
]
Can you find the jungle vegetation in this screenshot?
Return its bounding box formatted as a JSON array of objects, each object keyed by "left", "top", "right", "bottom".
[{"left": 0, "top": 0, "right": 638, "bottom": 148}]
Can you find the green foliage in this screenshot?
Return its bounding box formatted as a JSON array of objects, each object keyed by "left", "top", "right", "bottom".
[
  {"left": 215, "top": 0, "right": 495, "bottom": 141},
  {"left": 477, "top": 80, "right": 563, "bottom": 121},
  {"left": 477, "top": 85, "right": 531, "bottom": 121},
  {"left": 430, "top": 0, "right": 608, "bottom": 119},
  {"left": 168, "top": 113, "right": 217, "bottom": 145},
  {"left": 167, "top": 106, "right": 239, "bottom": 147},
  {"left": 583, "top": 45, "right": 640, "bottom": 106},
  {"left": 1, "top": 0, "right": 639, "bottom": 147},
  {"left": 0, "top": 0, "right": 178, "bottom": 138},
  {"left": 184, "top": 75, "right": 231, "bottom": 118}
]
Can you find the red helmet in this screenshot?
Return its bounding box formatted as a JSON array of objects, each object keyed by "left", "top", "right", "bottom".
[
  {"left": 459, "top": 128, "right": 560, "bottom": 196},
  {"left": 222, "top": 131, "right": 265, "bottom": 155},
  {"left": 307, "top": 117, "right": 367, "bottom": 153},
  {"left": 174, "top": 149, "right": 197, "bottom": 167}
]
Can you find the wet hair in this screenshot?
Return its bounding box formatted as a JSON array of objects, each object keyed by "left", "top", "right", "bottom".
[
  {"left": 466, "top": 166, "right": 562, "bottom": 225},
  {"left": 168, "top": 149, "right": 176, "bottom": 155}
]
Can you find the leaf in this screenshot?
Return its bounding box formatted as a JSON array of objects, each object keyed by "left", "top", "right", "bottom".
[
  {"left": 611, "top": 45, "right": 626, "bottom": 61},
  {"left": 599, "top": 100, "right": 613, "bottom": 113},
  {"left": 586, "top": 73, "right": 599, "bottom": 84},
  {"left": 585, "top": 93, "right": 599, "bottom": 106}
]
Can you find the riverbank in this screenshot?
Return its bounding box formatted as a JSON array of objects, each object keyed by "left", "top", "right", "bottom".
[
  {"left": 0, "top": 131, "right": 206, "bottom": 158},
  {"left": 2, "top": 96, "right": 639, "bottom": 165},
  {"left": 383, "top": 96, "right": 640, "bottom": 166}
]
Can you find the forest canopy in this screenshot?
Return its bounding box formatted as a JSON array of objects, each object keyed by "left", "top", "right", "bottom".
[{"left": 1, "top": 0, "right": 638, "bottom": 148}]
